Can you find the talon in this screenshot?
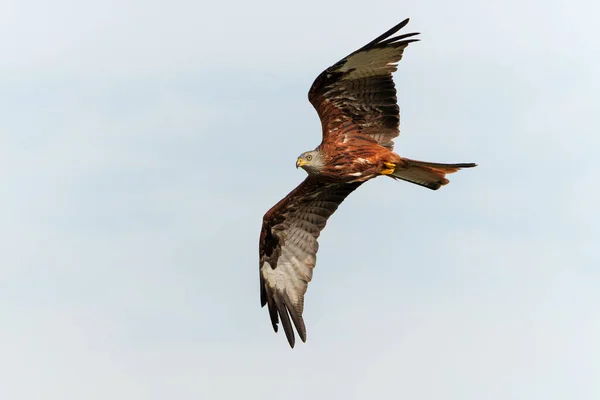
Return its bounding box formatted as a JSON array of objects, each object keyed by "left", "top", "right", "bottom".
[{"left": 380, "top": 162, "right": 396, "bottom": 175}]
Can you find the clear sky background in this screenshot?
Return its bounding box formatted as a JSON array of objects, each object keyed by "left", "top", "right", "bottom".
[{"left": 1, "top": 0, "right": 599, "bottom": 399}]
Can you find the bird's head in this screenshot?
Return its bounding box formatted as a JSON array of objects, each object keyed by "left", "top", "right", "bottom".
[{"left": 296, "top": 149, "right": 324, "bottom": 175}]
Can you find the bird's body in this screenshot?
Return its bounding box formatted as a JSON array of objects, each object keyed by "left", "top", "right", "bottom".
[
  {"left": 259, "top": 19, "right": 477, "bottom": 348},
  {"left": 302, "top": 136, "right": 401, "bottom": 183}
]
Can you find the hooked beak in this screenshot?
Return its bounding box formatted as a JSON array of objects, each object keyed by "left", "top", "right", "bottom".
[{"left": 296, "top": 158, "right": 307, "bottom": 169}]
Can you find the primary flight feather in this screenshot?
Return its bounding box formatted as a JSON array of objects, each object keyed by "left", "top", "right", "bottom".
[{"left": 259, "top": 18, "right": 476, "bottom": 348}]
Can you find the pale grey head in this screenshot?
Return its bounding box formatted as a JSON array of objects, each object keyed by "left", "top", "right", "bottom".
[{"left": 296, "top": 149, "right": 325, "bottom": 175}]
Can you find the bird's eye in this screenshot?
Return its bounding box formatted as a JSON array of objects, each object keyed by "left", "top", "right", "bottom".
[{"left": 306, "top": 155, "right": 313, "bottom": 161}]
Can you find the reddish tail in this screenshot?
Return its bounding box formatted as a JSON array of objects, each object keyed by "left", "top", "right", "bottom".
[{"left": 390, "top": 158, "right": 477, "bottom": 190}]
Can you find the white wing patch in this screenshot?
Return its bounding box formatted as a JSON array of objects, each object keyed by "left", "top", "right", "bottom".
[{"left": 338, "top": 47, "right": 402, "bottom": 79}]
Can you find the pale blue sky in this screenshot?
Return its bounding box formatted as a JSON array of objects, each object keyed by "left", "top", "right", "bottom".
[{"left": 1, "top": 0, "right": 599, "bottom": 399}]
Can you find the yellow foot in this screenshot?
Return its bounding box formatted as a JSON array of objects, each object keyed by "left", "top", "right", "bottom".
[{"left": 380, "top": 162, "right": 396, "bottom": 175}]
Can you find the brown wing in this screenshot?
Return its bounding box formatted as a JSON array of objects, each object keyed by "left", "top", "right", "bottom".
[
  {"left": 259, "top": 177, "right": 363, "bottom": 347},
  {"left": 308, "top": 18, "right": 419, "bottom": 149}
]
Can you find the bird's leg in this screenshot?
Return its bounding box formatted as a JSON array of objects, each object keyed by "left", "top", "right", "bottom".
[{"left": 380, "top": 162, "right": 396, "bottom": 175}]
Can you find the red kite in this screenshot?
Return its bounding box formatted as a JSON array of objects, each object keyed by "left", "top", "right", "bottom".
[{"left": 259, "top": 19, "right": 476, "bottom": 347}]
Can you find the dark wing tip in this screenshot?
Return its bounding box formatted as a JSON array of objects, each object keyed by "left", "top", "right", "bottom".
[
  {"left": 266, "top": 295, "right": 280, "bottom": 333},
  {"left": 288, "top": 305, "right": 307, "bottom": 344},
  {"left": 379, "top": 35, "right": 420, "bottom": 47},
  {"left": 356, "top": 18, "right": 420, "bottom": 53},
  {"left": 274, "top": 296, "right": 296, "bottom": 348},
  {"left": 266, "top": 291, "right": 308, "bottom": 348}
]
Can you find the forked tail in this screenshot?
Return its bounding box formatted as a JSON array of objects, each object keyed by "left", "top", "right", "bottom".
[{"left": 390, "top": 158, "right": 477, "bottom": 190}]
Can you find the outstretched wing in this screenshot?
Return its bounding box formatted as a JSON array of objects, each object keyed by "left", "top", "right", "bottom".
[
  {"left": 259, "top": 177, "right": 363, "bottom": 347},
  {"left": 308, "top": 18, "right": 419, "bottom": 149}
]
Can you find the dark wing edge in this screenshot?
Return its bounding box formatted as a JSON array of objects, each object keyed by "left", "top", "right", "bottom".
[
  {"left": 350, "top": 18, "right": 420, "bottom": 56},
  {"left": 308, "top": 18, "right": 420, "bottom": 149},
  {"left": 259, "top": 177, "right": 363, "bottom": 348}
]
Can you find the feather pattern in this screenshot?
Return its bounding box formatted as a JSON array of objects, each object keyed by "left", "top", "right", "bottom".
[
  {"left": 259, "top": 177, "right": 363, "bottom": 347},
  {"left": 309, "top": 18, "right": 419, "bottom": 150}
]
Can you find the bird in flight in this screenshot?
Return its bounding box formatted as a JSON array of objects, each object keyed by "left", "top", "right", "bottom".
[{"left": 259, "top": 18, "right": 476, "bottom": 348}]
